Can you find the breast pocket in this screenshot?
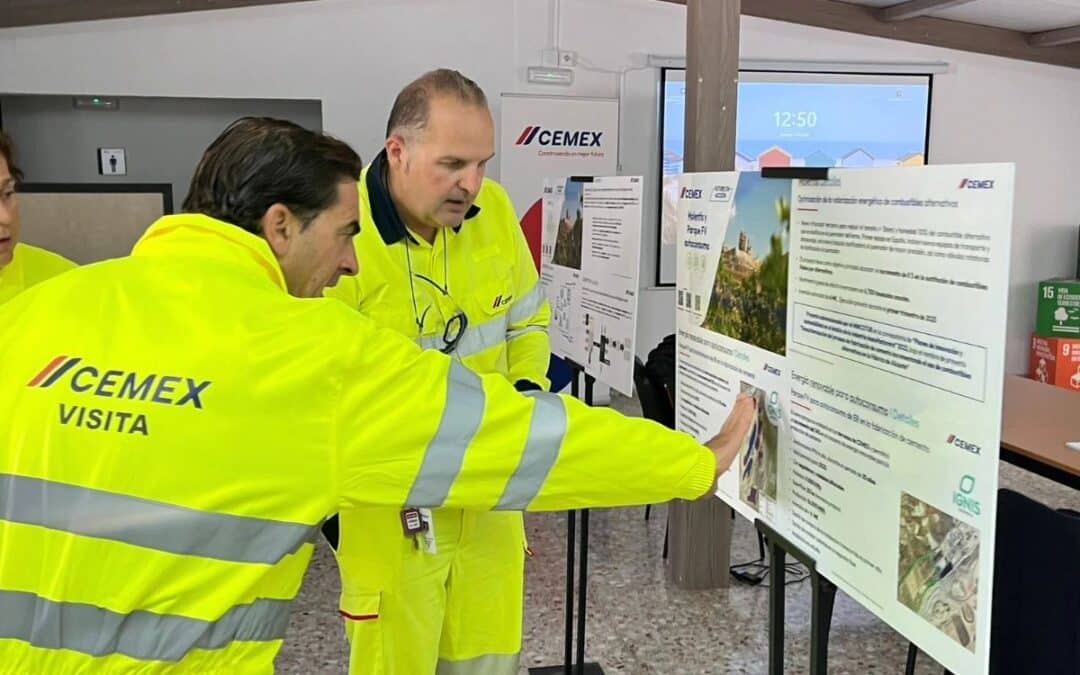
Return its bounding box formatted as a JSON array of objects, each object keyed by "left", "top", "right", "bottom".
[{"left": 467, "top": 247, "right": 516, "bottom": 322}]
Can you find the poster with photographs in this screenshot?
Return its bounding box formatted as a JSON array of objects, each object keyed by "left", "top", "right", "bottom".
[
  {"left": 674, "top": 165, "right": 1014, "bottom": 675},
  {"left": 540, "top": 175, "right": 643, "bottom": 395}
]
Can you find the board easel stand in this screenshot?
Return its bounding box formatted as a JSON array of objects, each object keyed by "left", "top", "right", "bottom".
[
  {"left": 754, "top": 519, "right": 837, "bottom": 675},
  {"left": 530, "top": 359, "right": 604, "bottom": 675}
]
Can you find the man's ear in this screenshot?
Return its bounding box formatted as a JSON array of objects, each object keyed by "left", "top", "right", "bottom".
[
  {"left": 260, "top": 203, "right": 295, "bottom": 257},
  {"left": 385, "top": 134, "right": 408, "bottom": 170}
]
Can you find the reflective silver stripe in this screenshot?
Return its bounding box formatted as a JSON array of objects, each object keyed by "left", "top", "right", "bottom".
[
  {"left": 418, "top": 313, "right": 509, "bottom": 359},
  {"left": 506, "top": 325, "right": 547, "bottom": 342},
  {"left": 0, "top": 473, "right": 317, "bottom": 564},
  {"left": 414, "top": 285, "right": 547, "bottom": 358},
  {"left": 507, "top": 285, "right": 547, "bottom": 325},
  {"left": 0, "top": 589, "right": 290, "bottom": 662},
  {"left": 495, "top": 391, "right": 567, "bottom": 510},
  {"left": 406, "top": 361, "right": 486, "bottom": 507},
  {"left": 436, "top": 653, "right": 521, "bottom": 675}
]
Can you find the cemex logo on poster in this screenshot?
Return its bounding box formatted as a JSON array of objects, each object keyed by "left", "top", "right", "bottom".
[
  {"left": 958, "top": 178, "right": 995, "bottom": 189},
  {"left": 680, "top": 187, "right": 703, "bottom": 200},
  {"left": 946, "top": 433, "right": 981, "bottom": 456},
  {"left": 953, "top": 474, "right": 981, "bottom": 517},
  {"left": 515, "top": 126, "right": 603, "bottom": 147}
]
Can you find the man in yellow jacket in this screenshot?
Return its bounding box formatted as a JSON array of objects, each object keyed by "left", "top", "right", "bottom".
[
  {"left": 0, "top": 117, "right": 753, "bottom": 674},
  {"left": 0, "top": 131, "right": 76, "bottom": 304},
  {"left": 326, "top": 70, "right": 549, "bottom": 675}
]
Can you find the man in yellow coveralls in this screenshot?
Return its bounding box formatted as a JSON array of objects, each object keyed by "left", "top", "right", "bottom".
[{"left": 326, "top": 69, "right": 554, "bottom": 675}]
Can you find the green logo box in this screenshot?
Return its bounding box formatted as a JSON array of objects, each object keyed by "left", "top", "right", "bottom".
[{"left": 1037, "top": 278, "right": 1080, "bottom": 338}]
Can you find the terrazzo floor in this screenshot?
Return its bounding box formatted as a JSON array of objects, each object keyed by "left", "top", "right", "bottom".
[{"left": 275, "top": 393, "right": 1079, "bottom": 674}]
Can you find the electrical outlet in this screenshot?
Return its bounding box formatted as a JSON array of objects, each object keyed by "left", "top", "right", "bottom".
[{"left": 558, "top": 50, "right": 577, "bottom": 67}]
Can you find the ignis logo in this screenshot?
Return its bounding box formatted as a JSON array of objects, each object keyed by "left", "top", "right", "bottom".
[
  {"left": 515, "top": 126, "right": 602, "bottom": 147},
  {"left": 953, "top": 474, "right": 981, "bottom": 516},
  {"left": 958, "top": 179, "right": 995, "bottom": 189},
  {"left": 946, "top": 433, "right": 981, "bottom": 456},
  {"left": 680, "top": 188, "right": 703, "bottom": 200}
]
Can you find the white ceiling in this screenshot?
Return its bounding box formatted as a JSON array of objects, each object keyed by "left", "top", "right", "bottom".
[{"left": 840, "top": 0, "right": 1080, "bottom": 32}]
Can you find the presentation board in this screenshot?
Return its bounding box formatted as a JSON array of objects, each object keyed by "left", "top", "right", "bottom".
[
  {"left": 674, "top": 164, "right": 1014, "bottom": 675},
  {"left": 658, "top": 70, "right": 932, "bottom": 285},
  {"left": 540, "top": 175, "right": 643, "bottom": 395}
]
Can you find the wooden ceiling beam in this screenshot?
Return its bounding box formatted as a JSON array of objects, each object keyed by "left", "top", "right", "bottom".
[
  {"left": 0, "top": 0, "right": 318, "bottom": 29},
  {"left": 657, "top": 0, "right": 1080, "bottom": 69},
  {"left": 876, "top": 0, "right": 978, "bottom": 23},
  {"left": 1028, "top": 23, "right": 1080, "bottom": 48}
]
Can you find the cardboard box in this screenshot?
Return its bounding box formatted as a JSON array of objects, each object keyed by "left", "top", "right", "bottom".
[
  {"left": 1036, "top": 278, "right": 1080, "bottom": 338},
  {"left": 1030, "top": 334, "right": 1080, "bottom": 391}
]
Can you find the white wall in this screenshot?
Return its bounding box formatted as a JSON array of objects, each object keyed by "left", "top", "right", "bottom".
[
  {"left": 2, "top": 95, "right": 321, "bottom": 206},
  {"left": 2, "top": 0, "right": 1077, "bottom": 373}
]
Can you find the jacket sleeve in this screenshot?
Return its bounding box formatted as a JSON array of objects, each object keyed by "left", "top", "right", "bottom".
[
  {"left": 333, "top": 307, "right": 715, "bottom": 512},
  {"left": 504, "top": 218, "right": 552, "bottom": 391}
]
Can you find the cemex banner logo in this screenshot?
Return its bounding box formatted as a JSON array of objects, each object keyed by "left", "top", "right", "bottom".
[
  {"left": 515, "top": 126, "right": 603, "bottom": 147},
  {"left": 28, "top": 356, "right": 213, "bottom": 437},
  {"left": 680, "top": 187, "right": 703, "bottom": 200},
  {"left": 763, "top": 363, "right": 781, "bottom": 377},
  {"left": 958, "top": 178, "right": 995, "bottom": 189},
  {"left": 946, "top": 433, "right": 981, "bottom": 456},
  {"left": 953, "top": 474, "right": 981, "bottom": 517}
]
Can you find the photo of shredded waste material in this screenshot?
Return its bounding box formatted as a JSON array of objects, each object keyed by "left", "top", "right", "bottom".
[
  {"left": 738, "top": 382, "right": 778, "bottom": 510},
  {"left": 897, "top": 492, "right": 980, "bottom": 652}
]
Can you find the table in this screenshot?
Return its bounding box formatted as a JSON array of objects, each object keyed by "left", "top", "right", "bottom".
[{"left": 999, "top": 375, "right": 1080, "bottom": 490}]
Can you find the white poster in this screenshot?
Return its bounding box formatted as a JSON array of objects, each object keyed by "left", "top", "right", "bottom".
[
  {"left": 498, "top": 94, "right": 619, "bottom": 223},
  {"left": 541, "top": 176, "right": 643, "bottom": 395},
  {"left": 675, "top": 173, "right": 787, "bottom": 527},
  {"left": 675, "top": 165, "right": 1014, "bottom": 675}
]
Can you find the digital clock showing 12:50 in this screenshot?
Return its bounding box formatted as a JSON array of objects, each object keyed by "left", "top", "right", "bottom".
[{"left": 774, "top": 111, "right": 818, "bottom": 128}]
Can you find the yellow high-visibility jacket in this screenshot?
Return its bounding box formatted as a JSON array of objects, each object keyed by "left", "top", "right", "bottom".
[
  {"left": 327, "top": 153, "right": 550, "bottom": 389},
  {"left": 0, "top": 214, "right": 714, "bottom": 674},
  {"left": 0, "top": 242, "right": 76, "bottom": 304}
]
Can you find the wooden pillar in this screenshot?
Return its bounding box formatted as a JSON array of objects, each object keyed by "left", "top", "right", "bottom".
[{"left": 666, "top": 0, "right": 740, "bottom": 590}]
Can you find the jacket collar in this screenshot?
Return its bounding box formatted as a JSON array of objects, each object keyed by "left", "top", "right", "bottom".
[
  {"left": 366, "top": 149, "right": 481, "bottom": 246},
  {"left": 132, "top": 213, "right": 288, "bottom": 292}
]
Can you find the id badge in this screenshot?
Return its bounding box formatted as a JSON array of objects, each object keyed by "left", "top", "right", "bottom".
[
  {"left": 401, "top": 508, "right": 425, "bottom": 536},
  {"left": 419, "top": 508, "right": 437, "bottom": 555}
]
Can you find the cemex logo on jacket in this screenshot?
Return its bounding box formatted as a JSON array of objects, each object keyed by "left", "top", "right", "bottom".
[
  {"left": 515, "top": 126, "right": 603, "bottom": 147},
  {"left": 29, "top": 356, "right": 211, "bottom": 408},
  {"left": 28, "top": 356, "right": 214, "bottom": 436}
]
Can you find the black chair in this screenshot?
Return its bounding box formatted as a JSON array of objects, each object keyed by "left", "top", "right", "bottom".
[
  {"left": 633, "top": 355, "right": 675, "bottom": 528},
  {"left": 906, "top": 488, "right": 1080, "bottom": 675},
  {"left": 633, "top": 340, "right": 678, "bottom": 558}
]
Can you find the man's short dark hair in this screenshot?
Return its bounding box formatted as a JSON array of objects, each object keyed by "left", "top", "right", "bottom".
[
  {"left": 0, "top": 131, "right": 24, "bottom": 184},
  {"left": 183, "top": 117, "right": 363, "bottom": 235},
  {"left": 386, "top": 69, "right": 488, "bottom": 139}
]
